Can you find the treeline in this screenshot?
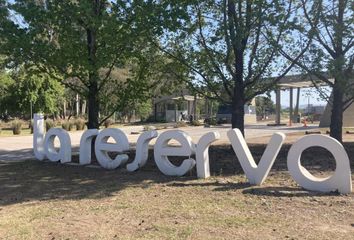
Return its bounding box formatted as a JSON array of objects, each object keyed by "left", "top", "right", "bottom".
[{"left": 0, "top": 0, "right": 352, "bottom": 141}]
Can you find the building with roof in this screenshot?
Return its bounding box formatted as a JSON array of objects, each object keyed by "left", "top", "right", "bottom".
[
  {"left": 274, "top": 73, "right": 354, "bottom": 127},
  {"left": 153, "top": 92, "right": 197, "bottom": 122},
  {"left": 153, "top": 90, "right": 257, "bottom": 123}
]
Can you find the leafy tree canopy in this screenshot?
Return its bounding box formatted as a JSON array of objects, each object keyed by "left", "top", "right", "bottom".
[
  {"left": 0, "top": 0, "right": 189, "bottom": 128},
  {"left": 160, "top": 0, "right": 309, "bottom": 135},
  {"left": 0, "top": 67, "right": 65, "bottom": 117}
]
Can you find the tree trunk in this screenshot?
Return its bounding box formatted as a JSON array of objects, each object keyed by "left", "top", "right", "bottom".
[
  {"left": 86, "top": 22, "right": 99, "bottom": 128},
  {"left": 232, "top": 48, "right": 245, "bottom": 136},
  {"left": 329, "top": 83, "right": 343, "bottom": 142},
  {"left": 87, "top": 80, "right": 100, "bottom": 129},
  {"left": 329, "top": 0, "right": 346, "bottom": 142},
  {"left": 231, "top": 93, "right": 245, "bottom": 136},
  {"left": 193, "top": 95, "right": 197, "bottom": 120},
  {"left": 294, "top": 87, "right": 300, "bottom": 122},
  {"left": 231, "top": 79, "right": 246, "bottom": 134}
]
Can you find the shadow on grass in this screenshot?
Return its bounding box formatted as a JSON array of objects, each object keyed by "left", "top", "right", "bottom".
[
  {"left": 0, "top": 147, "right": 80, "bottom": 161},
  {"left": 242, "top": 186, "right": 341, "bottom": 197},
  {"left": 0, "top": 159, "right": 192, "bottom": 206},
  {"left": 1, "top": 142, "right": 353, "bottom": 206},
  {"left": 165, "top": 179, "right": 344, "bottom": 198},
  {"left": 0, "top": 148, "right": 34, "bottom": 161},
  {"left": 167, "top": 181, "right": 251, "bottom": 191}
]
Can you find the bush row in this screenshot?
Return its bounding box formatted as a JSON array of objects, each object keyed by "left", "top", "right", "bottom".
[
  {"left": 0, "top": 118, "right": 88, "bottom": 135},
  {"left": 60, "top": 119, "right": 86, "bottom": 131}
]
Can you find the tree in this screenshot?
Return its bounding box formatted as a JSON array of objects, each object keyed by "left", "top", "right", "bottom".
[
  {"left": 97, "top": 45, "right": 190, "bottom": 123},
  {"left": 0, "top": 0, "right": 169, "bottom": 129},
  {"left": 275, "top": 0, "right": 354, "bottom": 142},
  {"left": 0, "top": 67, "right": 64, "bottom": 118},
  {"left": 255, "top": 96, "right": 275, "bottom": 117},
  {"left": 0, "top": 69, "right": 12, "bottom": 118},
  {"left": 161, "top": 0, "right": 310, "bottom": 136}
]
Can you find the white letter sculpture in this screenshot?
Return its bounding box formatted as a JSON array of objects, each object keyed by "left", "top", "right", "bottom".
[
  {"left": 287, "top": 135, "right": 352, "bottom": 194},
  {"left": 44, "top": 128, "right": 72, "bottom": 163},
  {"left": 227, "top": 128, "right": 285, "bottom": 185},
  {"left": 196, "top": 132, "right": 220, "bottom": 179},
  {"left": 79, "top": 129, "right": 99, "bottom": 165},
  {"left": 33, "top": 113, "right": 45, "bottom": 160},
  {"left": 95, "top": 128, "right": 130, "bottom": 169},
  {"left": 154, "top": 130, "right": 196, "bottom": 176},
  {"left": 127, "top": 130, "right": 158, "bottom": 172}
]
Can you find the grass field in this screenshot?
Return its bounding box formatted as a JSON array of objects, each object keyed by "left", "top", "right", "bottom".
[{"left": 0, "top": 143, "right": 354, "bottom": 240}]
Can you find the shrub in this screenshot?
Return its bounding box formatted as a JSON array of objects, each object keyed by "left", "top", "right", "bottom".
[
  {"left": 69, "top": 121, "right": 75, "bottom": 131},
  {"left": 75, "top": 118, "right": 86, "bottom": 131},
  {"left": 45, "top": 119, "right": 55, "bottom": 132},
  {"left": 12, "top": 119, "right": 22, "bottom": 135},
  {"left": 204, "top": 117, "right": 217, "bottom": 126},
  {"left": 174, "top": 121, "right": 188, "bottom": 128},
  {"left": 62, "top": 120, "right": 76, "bottom": 131},
  {"left": 209, "top": 118, "right": 217, "bottom": 126},
  {"left": 104, "top": 119, "right": 114, "bottom": 128},
  {"left": 144, "top": 115, "right": 156, "bottom": 123},
  {"left": 190, "top": 120, "right": 202, "bottom": 126},
  {"left": 62, "top": 121, "right": 71, "bottom": 131}
]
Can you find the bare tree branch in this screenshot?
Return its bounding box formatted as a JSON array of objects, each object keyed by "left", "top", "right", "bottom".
[
  {"left": 301, "top": 0, "right": 336, "bottom": 57},
  {"left": 222, "top": 0, "right": 236, "bottom": 79},
  {"left": 195, "top": 4, "right": 233, "bottom": 97}
]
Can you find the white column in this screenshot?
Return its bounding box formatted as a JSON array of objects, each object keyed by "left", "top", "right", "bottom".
[
  {"left": 76, "top": 94, "right": 80, "bottom": 116},
  {"left": 289, "top": 88, "right": 293, "bottom": 125},
  {"left": 275, "top": 88, "right": 281, "bottom": 125}
]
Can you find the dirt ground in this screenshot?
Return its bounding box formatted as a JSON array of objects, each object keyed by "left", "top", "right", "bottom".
[{"left": 0, "top": 135, "right": 353, "bottom": 239}]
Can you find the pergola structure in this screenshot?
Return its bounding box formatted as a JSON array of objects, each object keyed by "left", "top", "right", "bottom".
[
  {"left": 153, "top": 90, "right": 199, "bottom": 122},
  {"left": 273, "top": 74, "right": 334, "bottom": 125}
]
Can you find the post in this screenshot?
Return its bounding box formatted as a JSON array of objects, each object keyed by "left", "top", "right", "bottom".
[
  {"left": 289, "top": 88, "right": 293, "bottom": 126},
  {"left": 63, "top": 100, "right": 66, "bottom": 120},
  {"left": 294, "top": 87, "right": 300, "bottom": 123},
  {"left": 81, "top": 100, "right": 87, "bottom": 115},
  {"left": 307, "top": 95, "right": 310, "bottom": 117},
  {"left": 175, "top": 103, "right": 178, "bottom": 122},
  {"left": 205, "top": 97, "right": 209, "bottom": 118},
  {"left": 30, "top": 101, "right": 33, "bottom": 122},
  {"left": 76, "top": 94, "right": 80, "bottom": 117},
  {"left": 193, "top": 95, "right": 197, "bottom": 120},
  {"left": 275, "top": 88, "right": 281, "bottom": 125}
]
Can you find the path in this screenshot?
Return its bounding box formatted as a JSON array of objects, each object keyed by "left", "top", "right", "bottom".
[{"left": 0, "top": 123, "right": 318, "bottom": 161}]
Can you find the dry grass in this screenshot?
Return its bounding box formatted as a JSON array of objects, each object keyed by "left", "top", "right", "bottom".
[{"left": 0, "top": 144, "right": 354, "bottom": 239}]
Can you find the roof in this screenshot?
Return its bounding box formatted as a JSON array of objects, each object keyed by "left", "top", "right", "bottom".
[
  {"left": 154, "top": 95, "right": 197, "bottom": 104},
  {"left": 276, "top": 73, "right": 334, "bottom": 89}
]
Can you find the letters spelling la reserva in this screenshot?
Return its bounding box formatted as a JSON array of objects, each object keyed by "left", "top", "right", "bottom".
[{"left": 33, "top": 114, "right": 352, "bottom": 194}]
